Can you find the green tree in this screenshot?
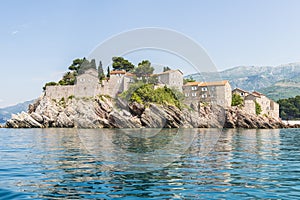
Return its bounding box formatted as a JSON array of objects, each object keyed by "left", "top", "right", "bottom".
[
  {"left": 58, "top": 72, "right": 76, "bottom": 86},
  {"left": 68, "top": 58, "right": 85, "bottom": 73},
  {"left": 183, "top": 76, "right": 196, "bottom": 84},
  {"left": 163, "top": 66, "right": 171, "bottom": 72},
  {"left": 43, "top": 81, "right": 57, "bottom": 91},
  {"left": 255, "top": 101, "right": 262, "bottom": 115},
  {"left": 90, "top": 59, "right": 97, "bottom": 69},
  {"left": 231, "top": 93, "right": 244, "bottom": 106},
  {"left": 112, "top": 56, "right": 135, "bottom": 72},
  {"left": 277, "top": 95, "right": 300, "bottom": 119},
  {"left": 98, "top": 61, "right": 105, "bottom": 80},
  {"left": 107, "top": 66, "right": 111, "bottom": 78},
  {"left": 133, "top": 60, "right": 154, "bottom": 83}
]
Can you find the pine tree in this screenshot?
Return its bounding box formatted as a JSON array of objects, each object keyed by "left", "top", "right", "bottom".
[
  {"left": 107, "top": 66, "right": 111, "bottom": 79},
  {"left": 98, "top": 61, "right": 105, "bottom": 80}
]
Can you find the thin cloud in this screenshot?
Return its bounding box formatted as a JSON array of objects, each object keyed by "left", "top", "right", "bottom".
[
  {"left": 11, "top": 30, "right": 19, "bottom": 35},
  {"left": 0, "top": 99, "right": 4, "bottom": 103}
]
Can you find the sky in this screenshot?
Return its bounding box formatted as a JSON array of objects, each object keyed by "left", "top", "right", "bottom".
[{"left": 1, "top": 0, "right": 300, "bottom": 107}]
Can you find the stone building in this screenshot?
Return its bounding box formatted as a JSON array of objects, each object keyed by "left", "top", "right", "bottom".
[
  {"left": 182, "top": 80, "right": 232, "bottom": 107},
  {"left": 157, "top": 70, "right": 183, "bottom": 92},
  {"left": 232, "top": 88, "right": 279, "bottom": 119},
  {"left": 45, "top": 68, "right": 183, "bottom": 100},
  {"left": 232, "top": 88, "right": 249, "bottom": 99},
  {"left": 244, "top": 91, "right": 279, "bottom": 118}
]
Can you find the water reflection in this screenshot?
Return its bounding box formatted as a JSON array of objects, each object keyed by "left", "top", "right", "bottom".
[{"left": 0, "top": 128, "right": 300, "bottom": 199}]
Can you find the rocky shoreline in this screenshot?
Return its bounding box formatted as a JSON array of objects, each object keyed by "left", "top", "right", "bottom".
[{"left": 3, "top": 95, "right": 294, "bottom": 129}]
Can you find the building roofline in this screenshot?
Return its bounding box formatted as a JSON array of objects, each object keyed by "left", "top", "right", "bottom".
[
  {"left": 156, "top": 69, "right": 183, "bottom": 75},
  {"left": 232, "top": 87, "right": 249, "bottom": 93}
]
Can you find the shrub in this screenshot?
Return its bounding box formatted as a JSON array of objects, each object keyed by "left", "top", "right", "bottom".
[
  {"left": 232, "top": 93, "right": 243, "bottom": 106},
  {"left": 43, "top": 82, "right": 57, "bottom": 91},
  {"left": 120, "top": 83, "right": 184, "bottom": 109},
  {"left": 255, "top": 101, "right": 262, "bottom": 115}
]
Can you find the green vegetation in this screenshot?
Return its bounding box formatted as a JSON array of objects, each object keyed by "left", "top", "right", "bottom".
[
  {"left": 183, "top": 76, "right": 195, "bottom": 84},
  {"left": 107, "top": 66, "right": 111, "bottom": 78},
  {"left": 68, "top": 95, "right": 75, "bottom": 100},
  {"left": 58, "top": 71, "right": 76, "bottom": 86},
  {"left": 43, "top": 82, "right": 57, "bottom": 91},
  {"left": 132, "top": 60, "right": 157, "bottom": 83},
  {"left": 163, "top": 66, "right": 171, "bottom": 72},
  {"left": 231, "top": 93, "right": 244, "bottom": 106},
  {"left": 120, "top": 83, "right": 184, "bottom": 109},
  {"left": 68, "top": 58, "right": 85, "bottom": 73},
  {"left": 134, "top": 60, "right": 154, "bottom": 77},
  {"left": 58, "top": 97, "right": 66, "bottom": 108},
  {"left": 260, "top": 84, "right": 300, "bottom": 101},
  {"left": 98, "top": 61, "right": 105, "bottom": 81},
  {"left": 43, "top": 58, "right": 105, "bottom": 90},
  {"left": 78, "top": 58, "right": 97, "bottom": 74},
  {"left": 112, "top": 57, "right": 135, "bottom": 72},
  {"left": 277, "top": 95, "right": 300, "bottom": 120},
  {"left": 255, "top": 101, "right": 262, "bottom": 115}
]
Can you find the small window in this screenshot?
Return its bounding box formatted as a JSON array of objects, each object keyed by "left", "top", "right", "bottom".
[
  {"left": 201, "top": 94, "right": 207, "bottom": 98},
  {"left": 191, "top": 86, "right": 197, "bottom": 90},
  {"left": 201, "top": 87, "right": 208, "bottom": 91},
  {"left": 185, "top": 93, "right": 189, "bottom": 97},
  {"left": 192, "top": 93, "right": 197, "bottom": 97}
]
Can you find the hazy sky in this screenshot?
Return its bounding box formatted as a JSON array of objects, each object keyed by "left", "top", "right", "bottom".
[{"left": 1, "top": 0, "right": 300, "bottom": 107}]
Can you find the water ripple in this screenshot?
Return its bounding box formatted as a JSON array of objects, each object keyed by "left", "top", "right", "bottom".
[{"left": 0, "top": 128, "right": 300, "bottom": 199}]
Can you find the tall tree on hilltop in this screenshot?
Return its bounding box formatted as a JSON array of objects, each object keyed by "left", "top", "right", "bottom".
[
  {"left": 68, "top": 58, "right": 85, "bottom": 73},
  {"left": 90, "top": 59, "right": 97, "bottom": 69},
  {"left": 163, "top": 66, "right": 171, "bottom": 72},
  {"left": 98, "top": 61, "right": 105, "bottom": 80},
  {"left": 134, "top": 60, "right": 154, "bottom": 77},
  {"left": 133, "top": 60, "right": 154, "bottom": 83},
  {"left": 112, "top": 56, "right": 135, "bottom": 72},
  {"left": 107, "top": 66, "right": 111, "bottom": 79}
]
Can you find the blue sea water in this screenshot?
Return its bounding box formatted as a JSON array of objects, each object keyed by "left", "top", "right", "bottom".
[{"left": 0, "top": 128, "right": 300, "bottom": 199}]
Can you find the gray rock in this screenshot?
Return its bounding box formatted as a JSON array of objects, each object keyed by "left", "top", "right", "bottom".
[
  {"left": 57, "top": 112, "right": 74, "bottom": 128},
  {"left": 109, "top": 111, "right": 142, "bottom": 128},
  {"left": 30, "top": 112, "right": 44, "bottom": 124}
]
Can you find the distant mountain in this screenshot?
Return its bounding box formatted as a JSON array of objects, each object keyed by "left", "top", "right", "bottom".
[
  {"left": 0, "top": 100, "right": 34, "bottom": 124},
  {"left": 186, "top": 62, "right": 300, "bottom": 100}
]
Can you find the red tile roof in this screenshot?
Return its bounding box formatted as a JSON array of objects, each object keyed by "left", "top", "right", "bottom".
[{"left": 110, "top": 70, "right": 126, "bottom": 75}]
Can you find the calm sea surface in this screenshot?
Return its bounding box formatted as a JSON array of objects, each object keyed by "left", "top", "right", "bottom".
[{"left": 0, "top": 128, "right": 300, "bottom": 199}]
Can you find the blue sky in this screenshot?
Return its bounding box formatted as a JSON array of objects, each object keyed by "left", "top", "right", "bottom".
[{"left": 1, "top": 0, "right": 300, "bottom": 107}]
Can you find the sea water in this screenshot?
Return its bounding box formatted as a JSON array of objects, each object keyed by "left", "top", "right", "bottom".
[{"left": 0, "top": 128, "right": 300, "bottom": 199}]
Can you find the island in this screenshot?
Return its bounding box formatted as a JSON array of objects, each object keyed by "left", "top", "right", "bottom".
[{"left": 5, "top": 57, "right": 293, "bottom": 129}]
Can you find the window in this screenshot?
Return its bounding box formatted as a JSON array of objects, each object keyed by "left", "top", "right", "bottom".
[
  {"left": 201, "top": 87, "right": 208, "bottom": 91},
  {"left": 80, "top": 78, "right": 85, "bottom": 82},
  {"left": 241, "top": 92, "right": 244, "bottom": 96},
  {"left": 185, "top": 93, "right": 189, "bottom": 97},
  {"left": 191, "top": 86, "right": 197, "bottom": 90},
  {"left": 192, "top": 93, "right": 197, "bottom": 97},
  {"left": 201, "top": 94, "right": 207, "bottom": 98}
]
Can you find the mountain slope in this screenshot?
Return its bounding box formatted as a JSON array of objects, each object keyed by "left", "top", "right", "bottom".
[
  {"left": 0, "top": 100, "right": 34, "bottom": 124},
  {"left": 187, "top": 63, "right": 300, "bottom": 100}
]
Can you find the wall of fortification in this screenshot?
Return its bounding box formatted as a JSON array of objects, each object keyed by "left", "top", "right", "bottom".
[{"left": 45, "top": 85, "right": 75, "bottom": 100}]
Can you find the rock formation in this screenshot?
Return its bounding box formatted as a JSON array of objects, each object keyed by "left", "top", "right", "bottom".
[{"left": 5, "top": 95, "right": 288, "bottom": 129}]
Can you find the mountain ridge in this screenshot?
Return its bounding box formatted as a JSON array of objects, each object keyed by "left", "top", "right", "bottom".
[{"left": 186, "top": 62, "right": 300, "bottom": 100}]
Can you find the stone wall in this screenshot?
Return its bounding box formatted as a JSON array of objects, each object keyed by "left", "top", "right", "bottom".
[
  {"left": 45, "top": 85, "right": 75, "bottom": 100},
  {"left": 242, "top": 99, "right": 256, "bottom": 115}
]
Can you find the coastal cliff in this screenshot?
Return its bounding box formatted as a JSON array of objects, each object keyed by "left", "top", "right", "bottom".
[{"left": 5, "top": 95, "right": 287, "bottom": 129}]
